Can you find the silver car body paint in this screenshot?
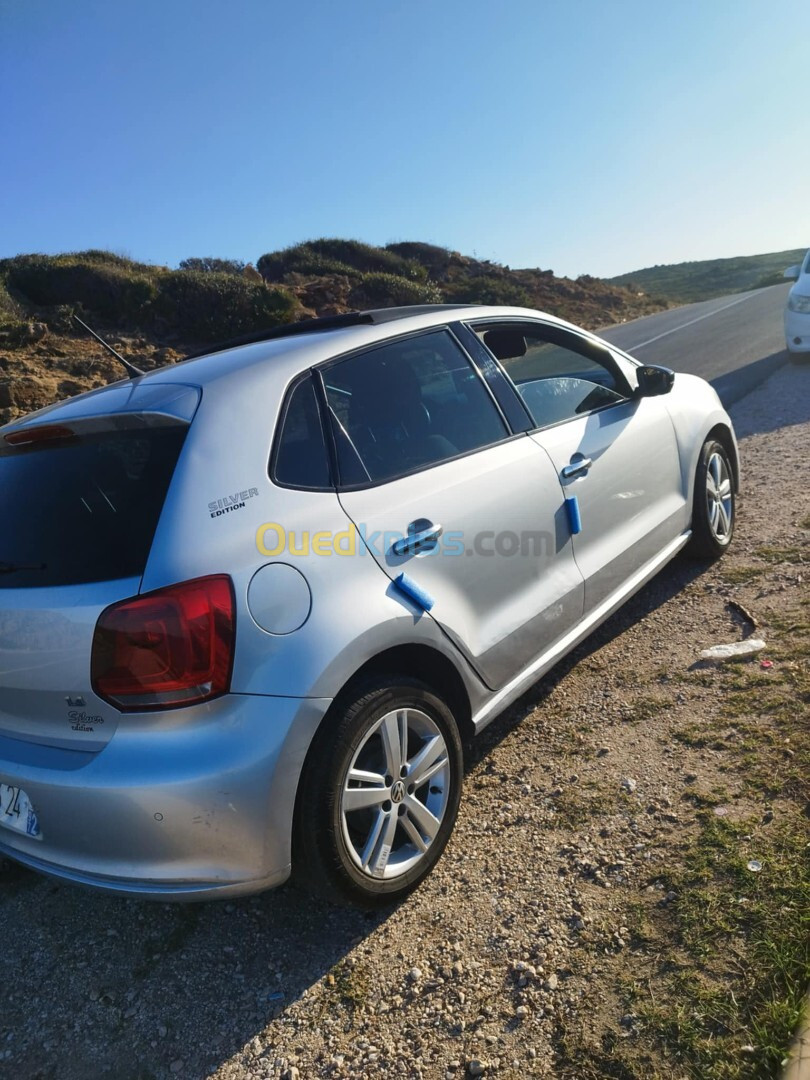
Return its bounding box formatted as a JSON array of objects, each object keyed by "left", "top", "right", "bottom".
[{"left": 0, "top": 305, "right": 739, "bottom": 898}]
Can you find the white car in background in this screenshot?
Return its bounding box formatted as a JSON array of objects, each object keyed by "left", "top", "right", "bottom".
[{"left": 784, "top": 249, "right": 810, "bottom": 358}]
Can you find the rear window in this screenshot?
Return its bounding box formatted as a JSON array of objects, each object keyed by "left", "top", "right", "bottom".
[
  {"left": 272, "top": 375, "right": 331, "bottom": 489},
  {"left": 0, "top": 425, "right": 187, "bottom": 588}
]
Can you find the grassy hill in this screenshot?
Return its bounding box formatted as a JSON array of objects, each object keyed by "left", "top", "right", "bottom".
[
  {"left": 0, "top": 239, "right": 669, "bottom": 425},
  {"left": 607, "top": 247, "right": 808, "bottom": 305}
]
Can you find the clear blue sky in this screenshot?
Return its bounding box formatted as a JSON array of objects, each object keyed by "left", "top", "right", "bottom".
[{"left": 1, "top": 0, "right": 807, "bottom": 278}]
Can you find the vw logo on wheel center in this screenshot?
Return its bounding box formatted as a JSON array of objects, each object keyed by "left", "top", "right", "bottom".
[{"left": 390, "top": 780, "right": 406, "bottom": 804}]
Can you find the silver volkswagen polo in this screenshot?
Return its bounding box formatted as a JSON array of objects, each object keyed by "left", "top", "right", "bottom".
[{"left": 0, "top": 305, "right": 737, "bottom": 904}]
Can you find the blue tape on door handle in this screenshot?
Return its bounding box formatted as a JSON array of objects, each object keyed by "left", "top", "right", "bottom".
[
  {"left": 394, "top": 572, "right": 435, "bottom": 612},
  {"left": 565, "top": 495, "right": 582, "bottom": 535}
]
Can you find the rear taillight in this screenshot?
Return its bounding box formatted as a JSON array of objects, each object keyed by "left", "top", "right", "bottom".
[
  {"left": 91, "top": 575, "right": 235, "bottom": 711},
  {"left": 4, "top": 424, "right": 76, "bottom": 446}
]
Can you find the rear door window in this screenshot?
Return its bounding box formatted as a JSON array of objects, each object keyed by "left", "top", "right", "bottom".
[
  {"left": 0, "top": 424, "right": 188, "bottom": 588},
  {"left": 322, "top": 330, "right": 508, "bottom": 485}
]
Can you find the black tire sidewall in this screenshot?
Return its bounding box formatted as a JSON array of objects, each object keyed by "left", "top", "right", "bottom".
[
  {"left": 690, "top": 438, "right": 735, "bottom": 559},
  {"left": 296, "top": 678, "right": 463, "bottom": 905}
]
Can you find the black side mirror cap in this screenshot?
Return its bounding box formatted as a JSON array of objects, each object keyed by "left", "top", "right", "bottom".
[{"left": 635, "top": 365, "right": 675, "bottom": 397}]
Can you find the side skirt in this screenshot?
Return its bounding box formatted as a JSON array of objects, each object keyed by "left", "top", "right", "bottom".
[{"left": 471, "top": 530, "right": 692, "bottom": 732}]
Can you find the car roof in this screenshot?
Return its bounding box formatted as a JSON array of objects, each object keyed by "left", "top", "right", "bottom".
[
  {"left": 150, "top": 304, "right": 578, "bottom": 387},
  {"left": 1, "top": 304, "right": 581, "bottom": 432}
]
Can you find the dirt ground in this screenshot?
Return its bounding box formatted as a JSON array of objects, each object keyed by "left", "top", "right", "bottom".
[{"left": 0, "top": 359, "right": 807, "bottom": 1080}]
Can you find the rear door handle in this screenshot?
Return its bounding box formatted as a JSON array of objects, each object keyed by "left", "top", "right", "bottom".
[
  {"left": 391, "top": 519, "right": 443, "bottom": 556},
  {"left": 561, "top": 456, "right": 592, "bottom": 480}
]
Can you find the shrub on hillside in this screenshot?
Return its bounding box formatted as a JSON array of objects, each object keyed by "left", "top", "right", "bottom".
[
  {"left": 257, "top": 244, "right": 353, "bottom": 282},
  {"left": 303, "top": 239, "right": 426, "bottom": 280},
  {"left": 156, "top": 270, "right": 297, "bottom": 341},
  {"left": 178, "top": 257, "right": 246, "bottom": 275},
  {"left": 68, "top": 249, "right": 147, "bottom": 269},
  {"left": 348, "top": 272, "right": 443, "bottom": 309},
  {"left": 385, "top": 242, "right": 455, "bottom": 279},
  {"left": 753, "top": 270, "right": 788, "bottom": 290},
  {"left": 0, "top": 280, "right": 23, "bottom": 327},
  {"left": 257, "top": 238, "right": 426, "bottom": 283},
  {"left": 2, "top": 255, "right": 157, "bottom": 322},
  {"left": 444, "top": 275, "right": 532, "bottom": 307}
]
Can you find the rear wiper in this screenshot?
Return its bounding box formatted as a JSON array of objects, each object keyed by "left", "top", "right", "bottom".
[{"left": 0, "top": 561, "right": 47, "bottom": 575}]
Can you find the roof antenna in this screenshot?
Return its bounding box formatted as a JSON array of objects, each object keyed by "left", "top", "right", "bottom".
[{"left": 72, "top": 314, "right": 145, "bottom": 378}]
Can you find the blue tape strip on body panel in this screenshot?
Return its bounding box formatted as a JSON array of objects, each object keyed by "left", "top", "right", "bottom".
[
  {"left": 565, "top": 495, "right": 582, "bottom": 535},
  {"left": 394, "top": 572, "right": 435, "bottom": 612}
]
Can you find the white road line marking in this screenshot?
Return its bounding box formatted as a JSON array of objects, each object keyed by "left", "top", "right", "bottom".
[{"left": 628, "top": 292, "right": 759, "bottom": 350}]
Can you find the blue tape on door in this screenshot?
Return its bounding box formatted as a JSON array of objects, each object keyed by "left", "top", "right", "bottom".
[
  {"left": 565, "top": 495, "right": 582, "bottom": 535},
  {"left": 394, "top": 572, "right": 435, "bottom": 612}
]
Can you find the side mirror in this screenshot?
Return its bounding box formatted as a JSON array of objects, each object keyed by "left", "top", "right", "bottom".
[
  {"left": 635, "top": 365, "right": 675, "bottom": 397},
  {"left": 784, "top": 265, "right": 801, "bottom": 280}
]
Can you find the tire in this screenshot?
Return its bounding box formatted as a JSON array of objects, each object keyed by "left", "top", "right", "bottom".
[
  {"left": 293, "top": 677, "right": 463, "bottom": 906},
  {"left": 687, "top": 438, "right": 735, "bottom": 559}
]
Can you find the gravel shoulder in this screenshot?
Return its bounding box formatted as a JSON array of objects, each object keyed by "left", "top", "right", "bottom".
[{"left": 1, "top": 360, "right": 808, "bottom": 1080}]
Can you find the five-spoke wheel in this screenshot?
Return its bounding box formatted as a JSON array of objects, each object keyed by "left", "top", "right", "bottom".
[
  {"left": 294, "top": 679, "right": 463, "bottom": 905},
  {"left": 705, "top": 449, "right": 734, "bottom": 545},
  {"left": 341, "top": 707, "right": 451, "bottom": 880},
  {"left": 688, "top": 438, "right": 736, "bottom": 558}
]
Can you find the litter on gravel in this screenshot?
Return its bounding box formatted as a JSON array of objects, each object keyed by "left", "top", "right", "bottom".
[{"left": 699, "top": 639, "right": 767, "bottom": 661}]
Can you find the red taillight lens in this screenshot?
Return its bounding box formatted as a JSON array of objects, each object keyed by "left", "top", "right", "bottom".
[
  {"left": 4, "top": 424, "right": 76, "bottom": 446},
  {"left": 91, "top": 575, "right": 235, "bottom": 711}
]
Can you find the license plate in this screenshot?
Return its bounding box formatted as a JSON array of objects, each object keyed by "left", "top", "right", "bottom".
[{"left": 0, "top": 783, "right": 40, "bottom": 838}]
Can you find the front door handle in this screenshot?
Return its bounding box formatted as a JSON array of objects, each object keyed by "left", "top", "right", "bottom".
[
  {"left": 561, "top": 456, "right": 592, "bottom": 480},
  {"left": 391, "top": 519, "right": 444, "bottom": 556}
]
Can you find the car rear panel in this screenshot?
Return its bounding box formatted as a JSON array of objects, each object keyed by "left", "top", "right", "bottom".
[
  {"left": 0, "top": 386, "right": 199, "bottom": 750},
  {"left": 0, "top": 580, "right": 135, "bottom": 750}
]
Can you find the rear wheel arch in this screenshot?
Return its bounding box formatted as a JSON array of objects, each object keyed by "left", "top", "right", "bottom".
[
  {"left": 352, "top": 646, "right": 471, "bottom": 735},
  {"left": 317, "top": 644, "right": 474, "bottom": 745},
  {"left": 291, "top": 648, "right": 471, "bottom": 903}
]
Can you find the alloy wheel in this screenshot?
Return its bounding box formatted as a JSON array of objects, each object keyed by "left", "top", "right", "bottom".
[
  {"left": 705, "top": 451, "right": 733, "bottom": 542},
  {"left": 340, "top": 707, "right": 451, "bottom": 881}
]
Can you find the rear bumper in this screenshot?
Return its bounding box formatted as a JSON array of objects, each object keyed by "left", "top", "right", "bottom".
[
  {"left": 0, "top": 692, "right": 330, "bottom": 900},
  {"left": 0, "top": 841, "right": 291, "bottom": 900}
]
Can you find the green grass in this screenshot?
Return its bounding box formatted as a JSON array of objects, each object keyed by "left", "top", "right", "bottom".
[
  {"left": 553, "top": 589, "right": 809, "bottom": 1080},
  {"left": 625, "top": 694, "right": 672, "bottom": 722},
  {"left": 719, "top": 565, "right": 766, "bottom": 585},
  {"left": 322, "top": 956, "right": 372, "bottom": 1021},
  {"left": 754, "top": 545, "right": 807, "bottom": 565},
  {"left": 640, "top": 614, "right": 809, "bottom": 1077},
  {"left": 672, "top": 723, "right": 727, "bottom": 751},
  {"left": 607, "top": 247, "right": 807, "bottom": 304},
  {"left": 637, "top": 816, "right": 810, "bottom": 1079}
]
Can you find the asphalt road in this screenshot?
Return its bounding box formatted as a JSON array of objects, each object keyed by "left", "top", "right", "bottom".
[{"left": 598, "top": 283, "right": 791, "bottom": 405}]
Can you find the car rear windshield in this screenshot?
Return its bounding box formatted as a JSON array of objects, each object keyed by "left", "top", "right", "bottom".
[{"left": 0, "top": 424, "right": 187, "bottom": 588}]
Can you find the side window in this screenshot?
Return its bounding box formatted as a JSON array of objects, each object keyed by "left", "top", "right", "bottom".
[
  {"left": 323, "top": 330, "right": 508, "bottom": 485},
  {"left": 272, "top": 375, "right": 332, "bottom": 489},
  {"left": 474, "top": 323, "right": 629, "bottom": 430}
]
